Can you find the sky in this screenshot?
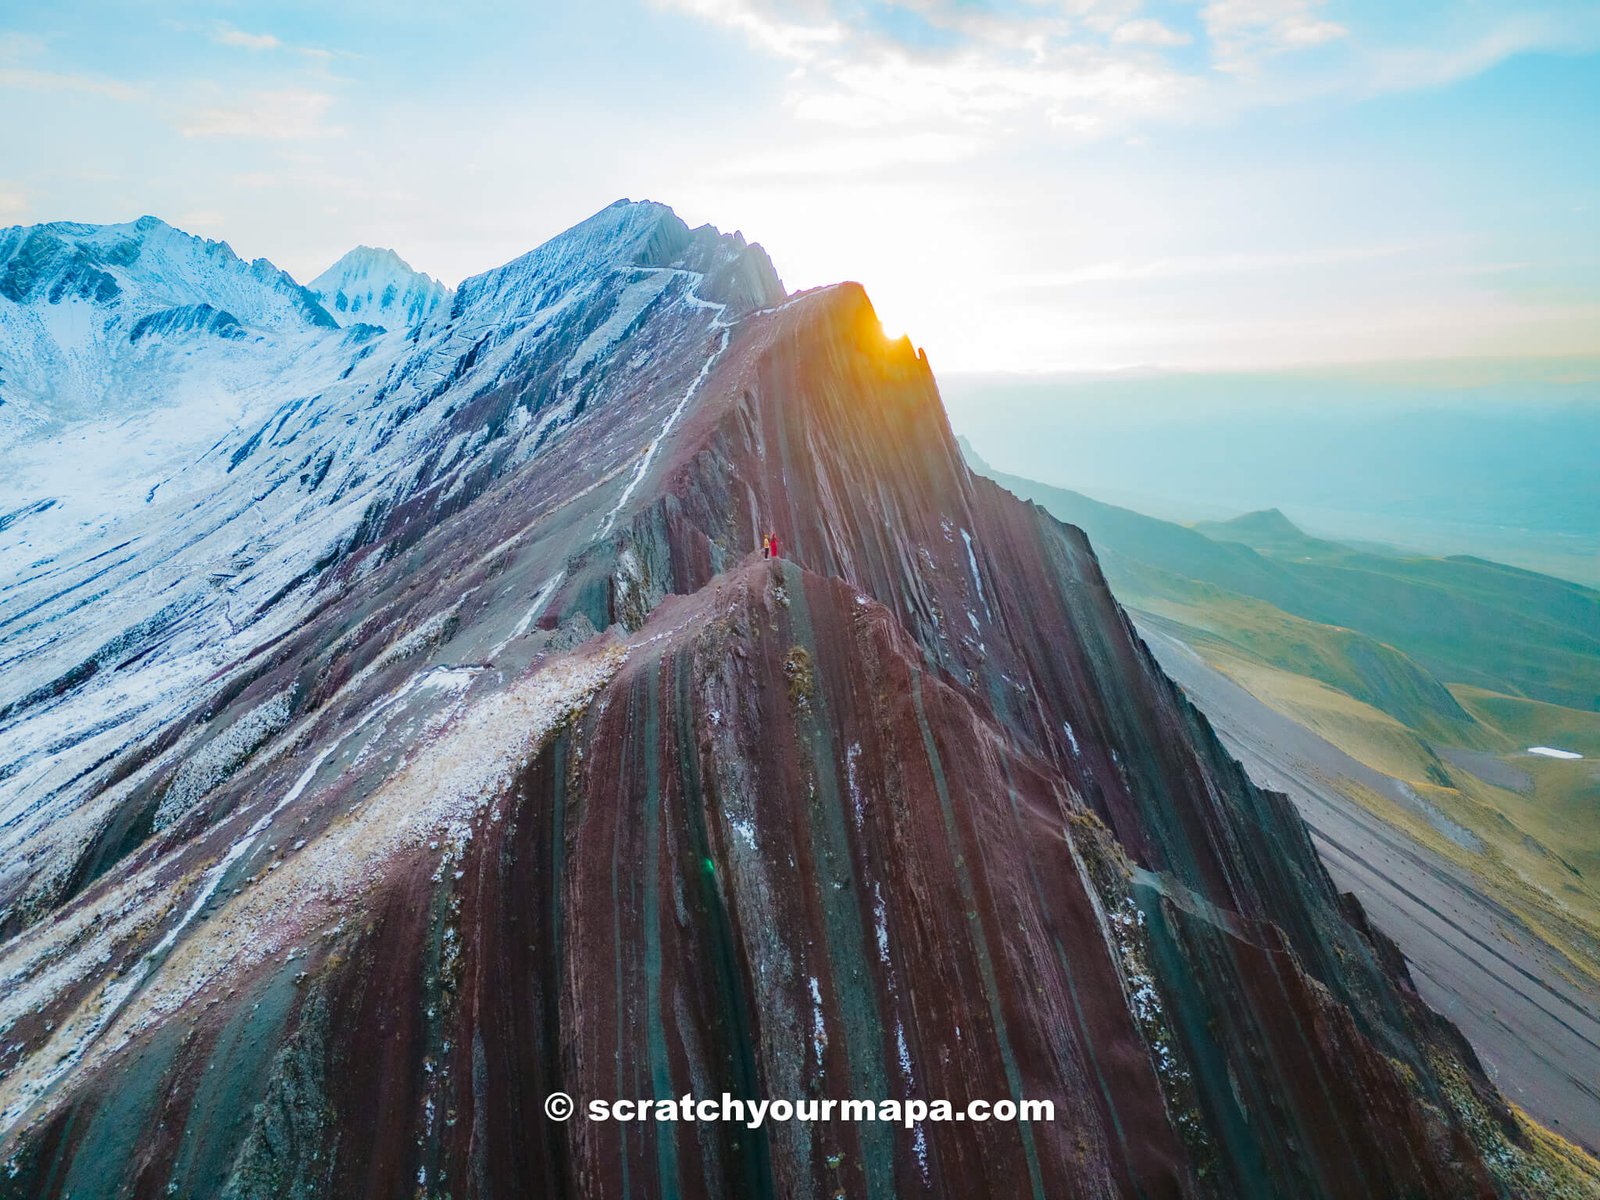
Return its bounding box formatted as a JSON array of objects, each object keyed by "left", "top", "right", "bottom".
[{"left": 1, "top": 0, "right": 1597, "bottom": 372}]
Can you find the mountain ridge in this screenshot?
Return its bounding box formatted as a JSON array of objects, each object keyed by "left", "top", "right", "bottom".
[{"left": 0, "top": 201, "right": 1593, "bottom": 1197}]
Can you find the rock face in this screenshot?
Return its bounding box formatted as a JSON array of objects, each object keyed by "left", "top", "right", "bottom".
[{"left": 0, "top": 202, "right": 1574, "bottom": 1198}]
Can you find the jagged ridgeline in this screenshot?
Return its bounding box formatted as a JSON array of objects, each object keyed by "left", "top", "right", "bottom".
[{"left": 0, "top": 202, "right": 1593, "bottom": 1198}]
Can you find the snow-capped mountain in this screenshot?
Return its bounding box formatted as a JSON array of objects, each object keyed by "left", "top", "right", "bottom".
[
  {"left": 0, "top": 215, "right": 336, "bottom": 426},
  {"left": 0, "top": 200, "right": 1573, "bottom": 1198},
  {"left": 0, "top": 215, "right": 342, "bottom": 466},
  {"left": 0, "top": 198, "right": 779, "bottom": 928},
  {"left": 308, "top": 244, "right": 450, "bottom": 329}
]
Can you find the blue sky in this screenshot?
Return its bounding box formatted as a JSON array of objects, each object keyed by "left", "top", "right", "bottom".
[{"left": 1, "top": 0, "right": 1596, "bottom": 370}]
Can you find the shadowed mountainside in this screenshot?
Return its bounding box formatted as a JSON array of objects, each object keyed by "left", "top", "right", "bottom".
[{"left": 956, "top": 440, "right": 1600, "bottom": 1151}]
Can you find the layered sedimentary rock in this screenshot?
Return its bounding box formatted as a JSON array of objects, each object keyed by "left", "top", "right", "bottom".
[{"left": 0, "top": 202, "right": 1582, "bottom": 1198}]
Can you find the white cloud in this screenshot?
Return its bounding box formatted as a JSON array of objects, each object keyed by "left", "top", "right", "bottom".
[
  {"left": 0, "top": 35, "right": 141, "bottom": 100},
  {"left": 663, "top": 0, "right": 842, "bottom": 59},
  {"left": 214, "top": 28, "right": 284, "bottom": 52},
  {"left": 1202, "top": 0, "right": 1346, "bottom": 73},
  {"left": 198, "top": 21, "right": 334, "bottom": 60},
  {"left": 662, "top": 0, "right": 1195, "bottom": 137},
  {"left": 791, "top": 44, "right": 1189, "bottom": 130},
  {"left": 181, "top": 89, "right": 339, "bottom": 140},
  {"left": 1113, "top": 19, "right": 1192, "bottom": 48},
  {"left": 1356, "top": 17, "right": 1577, "bottom": 96},
  {"left": 660, "top": 0, "right": 1595, "bottom": 152},
  {"left": 665, "top": 0, "right": 1599, "bottom": 127}
]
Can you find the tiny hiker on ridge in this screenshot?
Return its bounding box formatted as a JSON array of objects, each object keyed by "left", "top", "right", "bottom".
[
  {"left": 761, "top": 533, "right": 771, "bottom": 559},
  {"left": 768, "top": 530, "right": 780, "bottom": 559}
]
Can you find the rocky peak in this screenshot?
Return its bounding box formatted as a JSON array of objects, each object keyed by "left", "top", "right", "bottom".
[{"left": 308, "top": 244, "right": 451, "bottom": 329}]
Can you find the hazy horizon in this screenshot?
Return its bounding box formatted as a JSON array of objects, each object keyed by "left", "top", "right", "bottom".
[{"left": 943, "top": 363, "right": 1600, "bottom": 586}]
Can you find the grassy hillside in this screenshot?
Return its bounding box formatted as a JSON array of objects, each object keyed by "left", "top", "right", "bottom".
[
  {"left": 1126, "top": 569, "right": 1478, "bottom": 745},
  {"left": 975, "top": 458, "right": 1600, "bottom": 714},
  {"left": 1202, "top": 510, "right": 1600, "bottom": 711}
]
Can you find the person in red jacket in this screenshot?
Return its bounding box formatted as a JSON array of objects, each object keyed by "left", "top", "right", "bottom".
[{"left": 768, "top": 531, "right": 780, "bottom": 559}]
